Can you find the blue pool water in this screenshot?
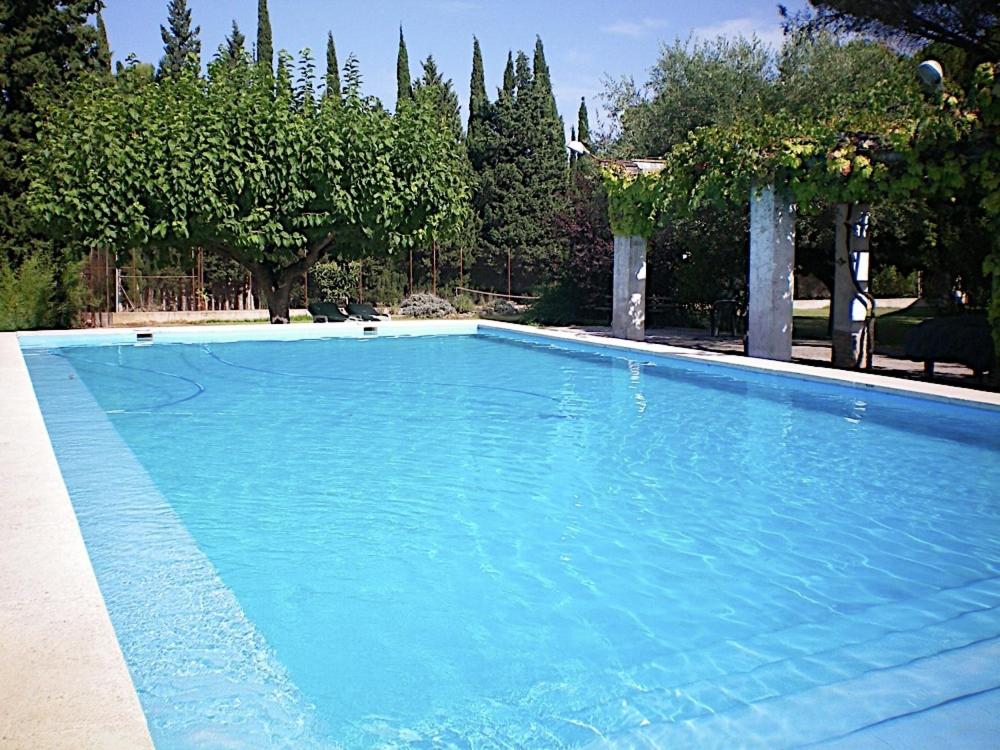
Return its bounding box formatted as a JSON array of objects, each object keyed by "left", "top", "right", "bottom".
[{"left": 23, "top": 331, "right": 1000, "bottom": 748}]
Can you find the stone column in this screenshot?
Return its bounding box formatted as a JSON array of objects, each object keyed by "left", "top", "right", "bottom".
[
  {"left": 832, "top": 203, "right": 873, "bottom": 368},
  {"left": 748, "top": 184, "right": 796, "bottom": 361},
  {"left": 612, "top": 234, "right": 648, "bottom": 341}
]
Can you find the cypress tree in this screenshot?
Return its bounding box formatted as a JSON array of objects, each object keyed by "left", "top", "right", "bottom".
[
  {"left": 222, "top": 20, "right": 246, "bottom": 64},
  {"left": 514, "top": 50, "right": 531, "bottom": 94},
  {"left": 324, "top": 32, "right": 341, "bottom": 104},
  {"left": 158, "top": 0, "right": 201, "bottom": 77},
  {"left": 532, "top": 36, "right": 557, "bottom": 119},
  {"left": 256, "top": 0, "right": 272, "bottom": 70},
  {"left": 577, "top": 96, "right": 590, "bottom": 147},
  {"left": 501, "top": 52, "right": 515, "bottom": 99},
  {"left": 96, "top": 10, "right": 111, "bottom": 73},
  {"left": 468, "top": 38, "right": 487, "bottom": 138},
  {"left": 396, "top": 26, "right": 412, "bottom": 108},
  {"left": 475, "top": 44, "right": 566, "bottom": 292},
  {"left": 467, "top": 37, "right": 493, "bottom": 172}
]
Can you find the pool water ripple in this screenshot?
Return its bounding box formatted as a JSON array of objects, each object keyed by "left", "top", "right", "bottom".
[{"left": 25, "top": 333, "right": 1000, "bottom": 749}]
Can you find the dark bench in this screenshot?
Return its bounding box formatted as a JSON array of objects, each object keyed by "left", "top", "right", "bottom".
[{"left": 903, "top": 314, "right": 994, "bottom": 379}]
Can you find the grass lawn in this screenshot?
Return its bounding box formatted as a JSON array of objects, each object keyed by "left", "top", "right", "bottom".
[{"left": 793, "top": 304, "right": 937, "bottom": 349}]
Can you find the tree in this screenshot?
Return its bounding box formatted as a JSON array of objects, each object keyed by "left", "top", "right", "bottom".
[
  {"left": 27, "top": 57, "right": 471, "bottom": 323},
  {"left": 467, "top": 37, "right": 490, "bottom": 169},
  {"left": 324, "top": 32, "right": 340, "bottom": 103},
  {"left": 396, "top": 26, "right": 412, "bottom": 108},
  {"left": 96, "top": 10, "right": 111, "bottom": 73},
  {"left": 475, "top": 43, "right": 567, "bottom": 292},
  {"left": 501, "top": 51, "right": 515, "bottom": 97},
  {"left": 159, "top": 0, "right": 201, "bottom": 77},
  {"left": 256, "top": 0, "right": 272, "bottom": 70},
  {"left": 604, "top": 36, "right": 775, "bottom": 159},
  {"left": 786, "top": 1, "right": 1000, "bottom": 63},
  {"left": 412, "top": 56, "right": 474, "bottom": 289},
  {"left": 221, "top": 20, "right": 246, "bottom": 64},
  {"left": 413, "top": 56, "right": 462, "bottom": 141},
  {"left": 0, "top": 0, "right": 103, "bottom": 264},
  {"left": 577, "top": 97, "right": 590, "bottom": 147}
]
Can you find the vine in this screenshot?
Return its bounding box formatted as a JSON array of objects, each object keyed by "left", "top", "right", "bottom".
[{"left": 600, "top": 61, "right": 999, "bottom": 371}]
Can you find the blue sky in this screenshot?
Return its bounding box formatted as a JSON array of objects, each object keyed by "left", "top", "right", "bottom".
[{"left": 101, "top": 0, "right": 806, "bottom": 134}]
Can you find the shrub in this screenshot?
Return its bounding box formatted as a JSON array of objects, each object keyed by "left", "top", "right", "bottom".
[
  {"left": 522, "top": 283, "right": 580, "bottom": 325},
  {"left": 871, "top": 265, "right": 919, "bottom": 297},
  {"left": 0, "top": 254, "right": 56, "bottom": 331},
  {"left": 399, "top": 292, "right": 456, "bottom": 318},
  {"left": 309, "top": 259, "right": 360, "bottom": 303},
  {"left": 451, "top": 293, "right": 476, "bottom": 314}
]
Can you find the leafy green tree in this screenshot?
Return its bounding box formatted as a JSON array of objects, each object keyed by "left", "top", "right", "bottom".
[
  {"left": 27, "top": 58, "right": 471, "bottom": 323},
  {"left": 324, "top": 31, "right": 340, "bottom": 103},
  {"left": 256, "top": 0, "right": 272, "bottom": 70},
  {"left": 396, "top": 26, "right": 412, "bottom": 108},
  {"left": 158, "top": 0, "right": 200, "bottom": 77},
  {"left": 341, "top": 53, "right": 362, "bottom": 96},
  {"left": 0, "top": 0, "right": 102, "bottom": 265},
  {"left": 605, "top": 36, "right": 774, "bottom": 159},
  {"left": 411, "top": 56, "right": 474, "bottom": 288},
  {"left": 414, "top": 56, "right": 462, "bottom": 141},
  {"left": 96, "top": 9, "right": 111, "bottom": 73}
]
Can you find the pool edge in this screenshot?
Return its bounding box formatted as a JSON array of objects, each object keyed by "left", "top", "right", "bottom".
[
  {"left": 0, "top": 332, "right": 154, "bottom": 749},
  {"left": 478, "top": 322, "right": 1000, "bottom": 411}
]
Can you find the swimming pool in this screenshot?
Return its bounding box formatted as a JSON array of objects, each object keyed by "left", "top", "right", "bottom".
[{"left": 22, "top": 325, "right": 1000, "bottom": 748}]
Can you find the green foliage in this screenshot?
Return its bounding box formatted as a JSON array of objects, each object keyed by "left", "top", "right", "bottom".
[
  {"left": 256, "top": 0, "right": 272, "bottom": 70},
  {"left": 220, "top": 21, "right": 246, "bottom": 65},
  {"left": 467, "top": 37, "right": 489, "bottom": 166},
  {"left": 309, "top": 258, "right": 359, "bottom": 302},
  {"left": 0, "top": 0, "right": 103, "bottom": 263},
  {"left": 158, "top": 0, "right": 201, "bottom": 78},
  {"left": 413, "top": 56, "right": 462, "bottom": 142},
  {"left": 26, "top": 55, "right": 472, "bottom": 323},
  {"left": 522, "top": 282, "right": 583, "bottom": 325},
  {"left": 791, "top": 1, "right": 1000, "bottom": 64},
  {"left": 602, "top": 171, "right": 664, "bottom": 237},
  {"left": 397, "top": 26, "right": 412, "bottom": 108},
  {"left": 474, "top": 39, "right": 567, "bottom": 291},
  {"left": 577, "top": 97, "right": 590, "bottom": 147},
  {"left": 324, "top": 32, "right": 340, "bottom": 104},
  {"left": 502, "top": 52, "right": 515, "bottom": 97},
  {"left": 451, "top": 293, "right": 476, "bottom": 314},
  {"left": 871, "top": 265, "right": 919, "bottom": 296},
  {"left": 96, "top": 10, "right": 111, "bottom": 73},
  {"left": 603, "top": 35, "right": 774, "bottom": 159},
  {"left": 0, "top": 254, "right": 56, "bottom": 331}
]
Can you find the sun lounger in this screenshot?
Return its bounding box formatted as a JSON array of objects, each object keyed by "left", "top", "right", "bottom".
[{"left": 308, "top": 302, "right": 350, "bottom": 323}]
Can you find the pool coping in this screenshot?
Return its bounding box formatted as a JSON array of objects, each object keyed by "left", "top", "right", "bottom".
[
  {"left": 0, "top": 332, "right": 154, "bottom": 749},
  {"left": 477, "top": 321, "right": 1000, "bottom": 411},
  {"left": 2, "top": 319, "right": 997, "bottom": 748}
]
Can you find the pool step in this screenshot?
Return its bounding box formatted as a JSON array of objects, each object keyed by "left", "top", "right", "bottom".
[
  {"left": 580, "top": 637, "right": 1000, "bottom": 749},
  {"left": 536, "top": 578, "right": 1000, "bottom": 745}
]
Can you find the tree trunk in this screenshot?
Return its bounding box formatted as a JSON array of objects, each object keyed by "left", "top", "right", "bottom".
[{"left": 252, "top": 268, "right": 294, "bottom": 324}]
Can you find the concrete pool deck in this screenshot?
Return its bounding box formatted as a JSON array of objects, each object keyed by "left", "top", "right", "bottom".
[
  {"left": 2, "top": 321, "right": 998, "bottom": 748},
  {"left": 0, "top": 333, "right": 153, "bottom": 749}
]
